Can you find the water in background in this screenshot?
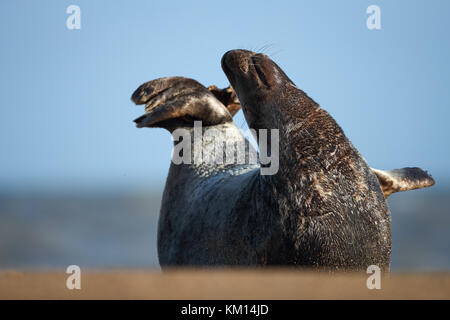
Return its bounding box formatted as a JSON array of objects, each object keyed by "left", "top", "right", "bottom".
[{"left": 0, "top": 188, "right": 448, "bottom": 271}]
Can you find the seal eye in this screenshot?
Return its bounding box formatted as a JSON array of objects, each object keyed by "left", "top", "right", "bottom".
[{"left": 251, "top": 56, "right": 270, "bottom": 88}]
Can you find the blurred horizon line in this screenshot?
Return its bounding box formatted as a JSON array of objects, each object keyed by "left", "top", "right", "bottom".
[{"left": 0, "top": 180, "right": 448, "bottom": 197}]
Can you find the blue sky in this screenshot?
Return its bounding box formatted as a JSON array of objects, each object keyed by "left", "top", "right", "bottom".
[{"left": 1, "top": 0, "right": 449, "bottom": 192}]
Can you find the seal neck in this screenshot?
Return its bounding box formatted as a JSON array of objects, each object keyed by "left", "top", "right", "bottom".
[
  {"left": 263, "top": 85, "right": 359, "bottom": 215},
  {"left": 169, "top": 122, "right": 258, "bottom": 176}
]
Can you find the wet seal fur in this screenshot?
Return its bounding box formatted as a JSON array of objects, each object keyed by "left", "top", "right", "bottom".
[{"left": 131, "top": 51, "right": 434, "bottom": 271}]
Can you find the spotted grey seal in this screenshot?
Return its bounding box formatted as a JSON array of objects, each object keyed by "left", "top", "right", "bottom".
[{"left": 131, "top": 50, "right": 434, "bottom": 271}]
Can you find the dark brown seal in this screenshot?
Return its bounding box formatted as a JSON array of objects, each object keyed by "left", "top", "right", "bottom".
[
  {"left": 131, "top": 51, "right": 434, "bottom": 271},
  {"left": 222, "top": 49, "right": 394, "bottom": 270}
]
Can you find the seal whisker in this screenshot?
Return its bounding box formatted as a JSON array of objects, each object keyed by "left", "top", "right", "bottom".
[
  {"left": 268, "top": 49, "right": 284, "bottom": 57},
  {"left": 258, "top": 43, "right": 276, "bottom": 54}
]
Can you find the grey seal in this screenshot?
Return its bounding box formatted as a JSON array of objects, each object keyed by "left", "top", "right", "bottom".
[{"left": 131, "top": 51, "right": 434, "bottom": 271}]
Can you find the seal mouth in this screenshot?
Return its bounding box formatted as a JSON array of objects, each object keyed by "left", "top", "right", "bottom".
[{"left": 251, "top": 55, "right": 270, "bottom": 88}]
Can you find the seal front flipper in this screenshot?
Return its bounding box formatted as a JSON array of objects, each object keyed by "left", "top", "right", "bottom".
[
  {"left": 131, "top": 77, "right": 233, "bottom": 130},
  {"left": 371, "top": 167, "right": 435, "bottom": 198}
]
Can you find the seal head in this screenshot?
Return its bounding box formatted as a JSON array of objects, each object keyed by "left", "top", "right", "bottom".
[{"left": 222, "top": 50, "right": 298, "bottom": 131}]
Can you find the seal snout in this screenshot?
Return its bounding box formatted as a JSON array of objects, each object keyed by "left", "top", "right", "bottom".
[
  {"left": 221, "top": 49, "right": 255, "bottom": 75},
  {"left": 222, "top": 50, "right": 279, "bottom": 92}
]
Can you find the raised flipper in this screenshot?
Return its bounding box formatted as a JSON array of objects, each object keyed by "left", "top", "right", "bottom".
[
  {"left": 131, "top": 77, "right": 242, "bottom": 131},
  {"left": 371, "top": 167, "right": 435, "bottom": 198},
  {"left": 131, "top": 77, "right": 233, "bottom": 130}
]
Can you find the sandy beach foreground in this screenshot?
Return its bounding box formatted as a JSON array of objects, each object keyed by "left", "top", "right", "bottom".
[{"left": 0, "top": 269, "right": 449, "bottom": 300}]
